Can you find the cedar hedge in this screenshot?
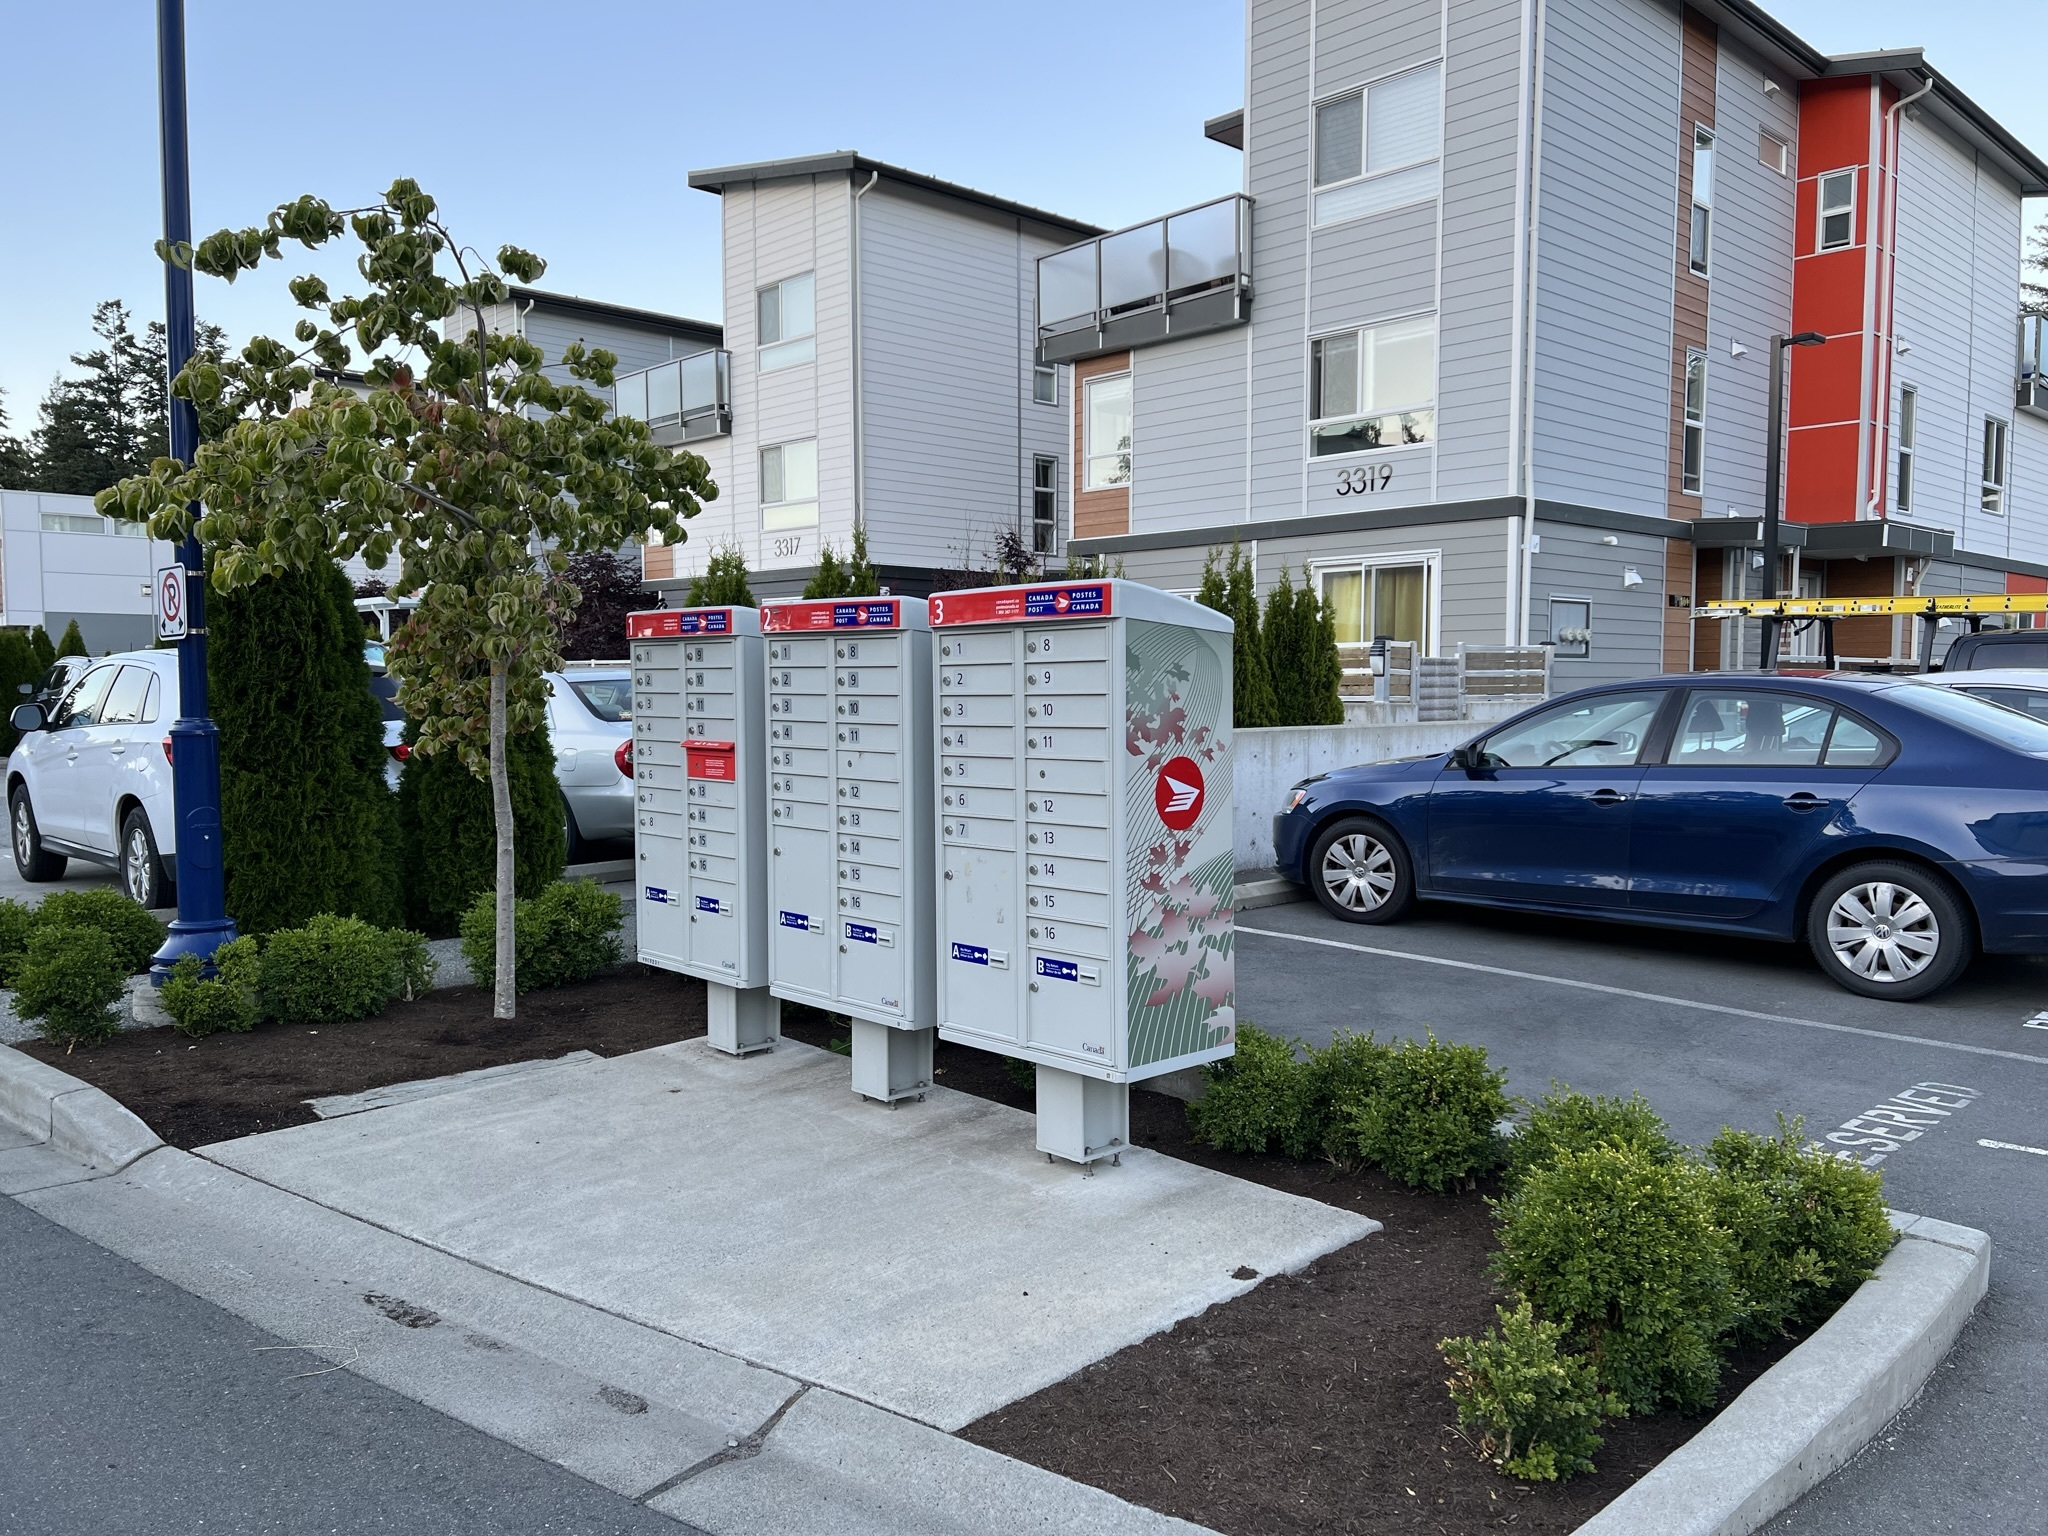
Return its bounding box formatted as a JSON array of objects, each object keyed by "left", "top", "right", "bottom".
[{"left": 396, "top": 714, "right": 565, "bottom": 934}]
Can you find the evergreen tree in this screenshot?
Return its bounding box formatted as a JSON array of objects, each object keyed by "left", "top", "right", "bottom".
[
  {"left": 55, "top": 620, "right": 87, "bottom": 658},
  {"left": 2026, "top": 214, "right": 2047, "bottom": 318},
  {"left": 555, "top": 549, "right": 643, "bottom": 660},
  {"left": 1301, "top": 583, "right": 1347, "bottom": 725},
  {"left": 688, "top": 542, "right": 757, "bottom": 606},
  {"left": 397, "top": 714, "right": 565, "bottom": 934},
  {"left": 1210, "top": 541, "right": 1277, "bottom": 728},
  {"left": 802, "top": 542, "right": 848, "bottom": 599},
  {"left": 28, "top": 302, "right": 226, "bottom": 495},
  {"left": 1195, "top": 546, "right": 1227, "bottom": 612},
  {"left": 28, "top": 627, "right": 55, "bottom": 669},
  {"left": 844, "top": 522, "right": 880, "bottom": 595},
  {"left": 210, "top": 563, "right": 402, "bottom": 934},
  {"left": 0, "top": 391, "right": 32, "bottom": 489},
  {"left": 1264, "top": 565, "right": 1311, "bottom": 725},
  {"left": 0, "top": 631, "right": 44, "bottom": 754}
]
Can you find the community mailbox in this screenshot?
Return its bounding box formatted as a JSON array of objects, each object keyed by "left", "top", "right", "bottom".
[
  {"left": 928, "top": 579, "right": 1236, "bottom": 1165},
  {"left": 759, "top": 597, "right": 937, "bottom": 1103},
  {"left": 628, "top": 606, "right": 775, "bottom": 1054}
]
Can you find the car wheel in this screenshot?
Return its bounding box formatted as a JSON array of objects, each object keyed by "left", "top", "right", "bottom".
[
  {"left": 561, "top": 795, "right": 587, "bottom": 865},
  {"left": 1806, "top": 861, "right": 1973, "bottom": 1002},
  {"left": 1308, "top": 816, "right": 1416, "bottom": 925},
  {"left": 121, "top": 809, "right": 173, "bottom": 910},
  {"left": 10, "top": 788, "right": 66, "bottom": 881}
]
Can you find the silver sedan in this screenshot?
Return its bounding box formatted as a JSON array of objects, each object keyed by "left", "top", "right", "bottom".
[{"left": 549, "top": 667, "right": 634, "bottom": 859}]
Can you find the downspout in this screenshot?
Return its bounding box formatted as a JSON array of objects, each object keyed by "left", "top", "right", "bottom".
[
  {"left": 1518, "top": 0, "right": 1548, "bottom": 646},
  {"left": 1504, "top": 0, "right": 1535, "bottom": 643},
  {"left": 1868, "top": 72, "right": 1934, "bottom": 521},
  {"left": 850, "top": 169, "right": 880, "bottom": 537}
]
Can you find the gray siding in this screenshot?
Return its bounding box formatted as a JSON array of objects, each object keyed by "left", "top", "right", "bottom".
[
  {"left": 1436, "top": 0, "right": 1525, "bottom": 502},
  {"left": 1699, "top": 36, "right": 1798, "bottom": 518},
  {"left": 1131, "top": 328, "right": 1251, "bottom": 534},
  {"left": 1527, "top": 519, "right": 1668, "bottom": 684},
  {"left": 1530, "top": 0, "right": 1682, "bottom": 515},
  {"left": 1308, "top": 202, "right": 1439, "bottom": 332},
  {"left": 1246, "top": 0, "right": 1316, "bottom": 523},
  {"left": 1314, "top": 0, "right": 1442, "bottom": 96},
  {"left": 520, "top": 310, "right": 705, "bottom": 382}
]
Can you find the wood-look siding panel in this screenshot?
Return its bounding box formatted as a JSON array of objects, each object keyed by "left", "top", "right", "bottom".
[
  {"left": 1071, "top": 352, "right": 1132, "bottom": 539},
  {"left": 1531, "top": 0, "right": 1683, "bottom": 516},
  {"left": 1664, "top": 8, "right": 1716, "bottom": 520},
  {"left": 1130, "top": 329, "right": 1249, "bottom": 535}
]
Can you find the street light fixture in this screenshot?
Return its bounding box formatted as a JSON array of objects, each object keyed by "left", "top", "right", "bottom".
[{"left": 1760, "top": 329, "right": 1827, "bottom": 669}]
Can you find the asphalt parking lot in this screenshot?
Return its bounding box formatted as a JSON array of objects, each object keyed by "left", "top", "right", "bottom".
[{"left": 1237, "top": 894, "right": 2047, "bottom": 1536}]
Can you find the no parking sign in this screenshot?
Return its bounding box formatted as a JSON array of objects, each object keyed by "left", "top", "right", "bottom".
[{"left": 155, "top": 565, "right": 187, "bottom": 642}]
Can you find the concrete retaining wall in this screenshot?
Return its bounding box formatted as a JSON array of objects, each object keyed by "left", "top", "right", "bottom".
[{"left": 1233, "top": 721, "right": 1481, "bottom": 871}]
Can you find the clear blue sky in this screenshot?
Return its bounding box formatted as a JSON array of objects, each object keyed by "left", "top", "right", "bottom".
[{"left": 0, "top": 0, "right": 2039, "bottom": 421}]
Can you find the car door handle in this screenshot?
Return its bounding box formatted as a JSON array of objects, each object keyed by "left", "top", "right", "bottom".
[
  {"left": 110, "top": 744, "right": 127, "bottom": 756},
  {"left": 1590, "top": 788, "right": 1629, "bottom": 806},
  {"left": 1784, "top": 792, "right": 1827, "bottom": 812}
]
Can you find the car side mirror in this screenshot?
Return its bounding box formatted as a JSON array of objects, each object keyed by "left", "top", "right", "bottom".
[
  {"left": 1448, "top": 743, "right": 1480, "bottom": 771},
  {"left": 10, "top": 703, "right": 45, "bottom": 734},
  {"left": 14, "top": 683, "right": 29, "bottom": 695}
]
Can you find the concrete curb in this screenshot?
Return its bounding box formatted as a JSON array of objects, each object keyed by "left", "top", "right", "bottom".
[
  {"left": 0, "top": 1042, "right": 162, "bottom": 1174},
  {"left": 1574, "top": 1209, "right": 1990, "bottom": 1536}
]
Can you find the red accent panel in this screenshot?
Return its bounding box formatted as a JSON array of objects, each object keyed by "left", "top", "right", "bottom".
[
  {"left": 1794, "top": 77, "right": 1877, "bottom": 172},
  {"left": 1784, "top": 423, "right": 1861, "bottom": 522},
  {"left": 2008, "top": 575, "right": 2048, "bottom": 594},
  {"left": 1793, "top": 253, "right": 1869, "bottom": 338},
  {"left": 686, "top": 741, "right": 737, "bottom": 781},
  {"left": 1786, "top": 338, "right": 1865, "bottom": 429},
  {"left": 927, "top": 583, "right": 1113, "bottom": 627},
  {"left": 760, "top": 599, "right": 903, "bottom": 632},
  {"left": 627, "top": 608, "right": 731, "bottom": 638}
]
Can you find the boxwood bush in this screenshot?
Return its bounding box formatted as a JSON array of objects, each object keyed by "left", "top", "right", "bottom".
[
  {"left": 1295, "top": 1030, "right": 1393, "bottom": 1160},
  {"left": 1187, "top": 1021, "right": 1307, "bottom": 1155},
  {"left": 1441, "top": 1301, "right": 1623, "bottom": 1482},
  {"left": 162, "top": 936, "right": 263, "bottom": 1038},
  {"left": 1335, "top": 1032, "right": 1509, "bottom": 1191},
  {"left": 36, "top": 889, "right": 167, "bottom": 974},
  {"left": 262, "top": 913, "right": 418, "bottom": 1024},
  {"left": 0, "top": 897, "right": 38, "bottom": 985},
  {"left": 460, "top": 879, "right": 623, "bottom": 995},
  {"left": 15, "top": 925, "right": 127, "bottom": 1048},
  {"left": 1504, "top": 1085, "right": 1681, "bottom": 1191}
]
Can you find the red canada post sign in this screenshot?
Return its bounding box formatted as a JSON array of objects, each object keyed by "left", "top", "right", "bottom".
[{"left": 1154, "top": 756, "right": 1206, "bottom": 831}]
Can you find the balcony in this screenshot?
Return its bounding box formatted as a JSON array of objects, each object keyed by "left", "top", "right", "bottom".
[
  {"left": 2021, "top": 315, "right": 2048, "bottom": 422},
  {"left": 614, "top": 350, "right": 731, "bottom": 445},
  {"left": 1036, "top": 194, "right": 1252, "bottom": 365}
]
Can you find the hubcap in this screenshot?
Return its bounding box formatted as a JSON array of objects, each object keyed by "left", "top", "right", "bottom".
[
  {"left": 126, "top": 829, "right": 151, "bottom": 903},
  {"left": 12, "top": 803, "right": 28, "bottom": 866},
  {"left": 1826, "top": 881, "right": 1939, "bottom": 984},
  {"left": 1321, "top": 832, "right": 1397, "bottom": 913}
]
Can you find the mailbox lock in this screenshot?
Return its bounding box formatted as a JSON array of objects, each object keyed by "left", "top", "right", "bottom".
[
  {"left": 1030, "top": 926, "right": 1041, "bottom": 939},
  {"left": 1029, "top": 864, "right": 1038, "bottom": 876},
  {"left": 1029, "top": 981, "right": 1040, "bottom": 993},
  {"left": 944, "top": 870, "right": 954, "bottom": 881},
  {"left": 944, "top": 795, "right": 954, "bottom": 807},
  {"left": 838, "top": 944, "right": 848, "bottom": 954},
  {"left": 943, "top": 765, "right": 952, "bottom": 777},
  {"left": 1028, "top": 833, "right": 1040, "bottom": 844},
  {"left": 942, "top": 705, "right": 952, "bottom": 718},
  {"left": 1028, "top": 896, "right": 1039, "bottom": 908},
  {"left": 1027, "top": 641, "right": 1038, "bottom": 653},
  {"left": 1028, "top": 706, "right": 1038, "bottom": 719}
]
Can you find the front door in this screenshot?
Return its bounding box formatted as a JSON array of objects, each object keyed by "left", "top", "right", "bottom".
[
  {"left": 1630, "top": 690, "right": 1889, "bottom": 920},
  {"left": 1427, "top": 690, "right": 1668, "bottom": 909}
]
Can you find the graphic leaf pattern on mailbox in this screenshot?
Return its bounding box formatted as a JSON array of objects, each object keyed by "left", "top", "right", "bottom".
[{"left": 1124, "top": 619, "right": 1235, "bottom": 1068}]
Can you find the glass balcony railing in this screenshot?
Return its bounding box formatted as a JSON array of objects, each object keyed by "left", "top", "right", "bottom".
[
  {"left": 1036, "top": 194, "right": 1252, "bottom": 364},
  {"left": 614, "top": 349, "right": 732, "bottom": 443},
  {"left": 2021, "top": 315, "right": 2048, "bottom": 421}
]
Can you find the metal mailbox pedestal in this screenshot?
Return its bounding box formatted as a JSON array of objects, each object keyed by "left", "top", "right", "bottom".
[
  {"left": 928, "top": 580, "right": 1237, "bottom": 1165},
  {"left": 628, "top": 607, "right": 775, "bottom": 1054},
  {"left": 760, "top": 598, "right": 937, "bottom": 1103}
]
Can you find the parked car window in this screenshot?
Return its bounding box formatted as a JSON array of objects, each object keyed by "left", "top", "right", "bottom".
[
  {"left": 100, "top": 666, "right": 154, "bottom": 726},
  {"left": 52, "top": 664, "right": 119, "bottom": 728},
  {"left": 143, "top": 673, "right": 161, "bottom": 724},
  {"left": 1893, "top": 682, "right": 2048, "bottom": 753},
  {"left": 1822, "top": 713, "right": 1889, "bottom": 766},
  {"left": 1671, "top": 691, "right": 1829, "bottom": 766},
  {"left": 1957, "top": 685, "right": 2048, "bottom": 724},
  {"left": 1476, "top": 692, "right": 1663, "bottom": 769},
  {"left": 568, "top": 677, "right": 633, "bottom": 722},
  {"left": 368, "top": 673, "right": 404, "bottom": 722}
]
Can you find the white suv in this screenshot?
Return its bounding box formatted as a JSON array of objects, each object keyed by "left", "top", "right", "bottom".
[{"left": 7, "top": 649, "right": 180, "bottom": 907}]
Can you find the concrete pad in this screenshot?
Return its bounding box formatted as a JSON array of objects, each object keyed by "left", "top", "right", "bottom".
[
  {"left": 201, "top": 1038, "right": 1375, "bottom": 1430},
  {"left": 653, "top": 1380, "right": 1210, "bottom": 1536},
  {"left": 0, "top": 1141, "right": 109, "bottom": 1195},
  {"left": 307, "top": 1051, "right": 603, "bottom": 1118}
]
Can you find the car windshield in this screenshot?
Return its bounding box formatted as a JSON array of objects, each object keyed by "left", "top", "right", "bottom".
[
  {"left": 1893, "top": 682, "right": 2048, "bottom": 754},
  {"left": 568, "top": 677, "right": 632, "bottom": 722},
  {"left": 367, "top": 673, "right": 404, "bottom": 723}
]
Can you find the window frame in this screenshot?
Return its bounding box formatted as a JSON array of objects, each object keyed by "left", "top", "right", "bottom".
[
  {"left": 759, "top": 438, "right": 820, "bottom": 532},
  {"left": 1313, "top": 552, "right": 1441, "bottom": 653},
  {"left": 1981, "top": 417, "right": 2008, "bottom": 515},
  {"left": 1689, "top": 125, "right": 1715, "bottom": 277},
  {"left": 1082, "top": 372, "right": 1133, "bottom": 492},
  {"left": 1817, "top": 170, "right": 1856, "bottom": 252},
  {"left": 1032, "top": 364, "right": 1058, "bottom": 406},
  {"left": 1031, "top": 454, "right": 1059, "bottom": 555},
  {"left": 1758, "top": 130, "right": 1790, "bottom": 177},
  {"left": 1473, "top": 689, "right": 1669, "bottom": 770},
  {"left": 1311, "top": 62, "right": 1445, "bottom": 227},
  {"left": 53, "top": 663, "right": 119, "bottom": 729},
  {"left": 1306, "top": 312, "right": 1439, "bottom": 460},
  {"left": 1895, "top": 385, "right": 1917, "bottom": 513},
  {"left": 1659, "top": 689, "right": 1897, "bottom": 769},
  {"left": 756, "top": 271, "right": 817, "bottom": 373},
  {"left": 1681, "top": 349, "right": 1707, "bottom": 495}
]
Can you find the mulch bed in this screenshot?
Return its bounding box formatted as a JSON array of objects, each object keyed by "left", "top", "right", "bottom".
[
  {"left": 31, "top": 983, "right": 1799, "bottom": 1533},
  {"left": 17, "top": 966, "right": 705, "bottom": 1149}
]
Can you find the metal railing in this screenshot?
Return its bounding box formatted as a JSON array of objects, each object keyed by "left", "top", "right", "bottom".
[
  {"left": 1036, "top": 194, "right": 1252, "bottom": 364},
  {"left": 614, "top": 350, "right": 732, "bottom": 444}
]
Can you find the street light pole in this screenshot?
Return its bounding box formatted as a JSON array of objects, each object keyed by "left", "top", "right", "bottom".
[
  {"left": 1760, "top": 330, "right": 1827, "bottom": 669},
  {"left": 153, "top": 0, "right": 237, "bottom": 976}
]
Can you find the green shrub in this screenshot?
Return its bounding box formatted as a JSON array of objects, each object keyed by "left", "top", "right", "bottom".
[
  {"left": 1002, "top": 1055, "right": 1037, "bottom": 1091},
  {"left": 261, "top": 913, "right": 409, "bottom": 1023},
  {"left": 686, "top": 542, "right": 758, "bottom": 606},
  {"left": 1196, "top": 541, "right": 1276, "bottom": 728},
  {"left": 460, "top": 879, "right": 623, "bottom": 994},
  {"left": 1492, "top": 1146, "right": 1737, "bottom": 1414},
  {"left": 1706, "top": 1118, "right": 1895, "bottom": 1342},
  {"left": 1187, "top": 1021, "right": 1307, "bottom": 1155},
  {"left": 1295, "top": 1030, "right": 1393, "bottom": 1160},
  {"left": 161, "top": 937, "right": 263, "bottom": 1037},
  {"left": 0, "top": 897, "right": 38, "bottom": 984},
  {"left": 1336, "top": 1032, "right": 1509, "bottom": 1191},
  {"left": 1504, "top": 1085, "right": 1681, "bottom": 1191},
  {"left": 15, "top": 925, "right": 126, "bottom": 1048},
  {"left": 36, "top": 888, "right": 167, "bottom": 973},
  {"left": 0, "top": 629, "right": 44, "bottom": 757},
  {"left": 385, "top": 927, "right": 437, "bottom": 1001},
  {"left": 396, "top": 714, "right": 565, "bottom": 934},
  {"left": 55, "top": 619, "right": 87, "bottom": 659},
  {"left": 1442, "top": 1302, "right": 1623, "bottom": 1482}
]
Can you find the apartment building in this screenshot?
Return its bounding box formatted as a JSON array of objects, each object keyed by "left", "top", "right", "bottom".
[
  {"left": 1040, "top": 0, "right": 2048, "bottom": 679},
  {"left": 0, "top": 489, "right": 179, "bottom": 652},
  {"left": 625, "top": 153, "right": 1100, "bottom": 598}
]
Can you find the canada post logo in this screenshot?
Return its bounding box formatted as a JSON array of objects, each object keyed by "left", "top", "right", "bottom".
[
  {"left": 1024, "top": 584, "right": 1106, "bottom": 618},
  {"left": 1154, "top": 755, "right": 1206, "bottom": 831},
  {"left": 833, "top": 601, "right": 897, "bottom": 629},
  {"left": 950, "top": 942, "right": 990, "bottom": 965}
]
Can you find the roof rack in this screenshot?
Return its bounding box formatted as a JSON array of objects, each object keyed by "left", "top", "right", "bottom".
[{"left": 1693, "top": 592, "right": 2047, "bottom": 670}]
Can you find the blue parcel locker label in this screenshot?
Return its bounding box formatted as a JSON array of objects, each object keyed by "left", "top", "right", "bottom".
[
  {"left": 695, "top": 895, "right": 723, "bottom": 914},
  {"left": 950, "top": 943, "right": 989, "bottom": 965},
  {"left": 779, "top": 911, "right": 813, "bottom": 930},
  {"left": 644, "top": 885, "right": 672, "bottom": 905},
  {"left": 845, "top": 922, "right": 879, "bottom": 944},
  {"left": 1035, "top": 957, "right": 1079, "bottom": 982}
]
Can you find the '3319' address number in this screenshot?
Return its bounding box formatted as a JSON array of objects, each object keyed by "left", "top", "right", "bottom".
[{"left": 1334, "top": 464, "right": 1394, "bottom": 495}]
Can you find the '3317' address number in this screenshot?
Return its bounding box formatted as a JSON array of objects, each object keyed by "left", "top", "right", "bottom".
[{"left": 1334, "top": 463, "right": 1394, "bottom": 495}]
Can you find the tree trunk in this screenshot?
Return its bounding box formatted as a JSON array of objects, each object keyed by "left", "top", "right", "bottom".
[{"left": 489, "top": 663, "right": 516, "bottom": 1019}]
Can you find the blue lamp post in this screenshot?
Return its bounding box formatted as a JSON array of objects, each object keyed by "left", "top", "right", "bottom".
[{"left": 151, "top": 0, "right": 237, "bottom": 977}]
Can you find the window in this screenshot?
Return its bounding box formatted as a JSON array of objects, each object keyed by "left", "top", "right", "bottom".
[
  {"left": 1083, "top": 373, "right": 1132, "bottom": 491},
  {"left": 111, "top": 519, "right": 148, "bottom": 537},
  {"left": 1548, "top": 597, "right": 1592, "bottom": 659},
  {"left": 1319, "top": 561, "right": 1432, "bottom": 649},
  {"left": 1671, "top": 691, "right": 1832, "bottom": 767},
  {"left": 1758, "top": 131, "right": 1789, "bottom": 176},
  {"left": 100, "top": 665, "right": 153, "bottom": 726},
  {"left": 53, "top": 664, "right": 118, "bottom": 728},
  {"left": 760, "top": 439, "right": 819, "bottom": 531},
  {"left": 1313, "top": 64, "right": 1442, "bottom": 225},
  {"left": 1896, "top": 386, "right": 1917, "bottom": 512},
  {"left": 1682, "top": 351, "right": 1707, "bottom": 494},
  {"left": 1962, "top": 685, "right": 2048, "bottom": 725},
  {"left": 1476, "top": 692, "right": 1664, "bottom": 769},
  {"left": 1818, "top": 171, "right": 1855, "bottom": 251},
  {"left": 1032, "top": 365, "right": 1057, "bottom": 406},
  {"left": 41, "top": 512, "right": 103, "bottom": 535},
  {"left": 1309, "top": 315, "right": 1436, "bottom": 457},
  {"left": 1895, "top": 682, "right": 2048, "bottom": 754},
  {"left": 142, "top": 673, "right": 160, "bottom": 724},
  {"left": 1982, "top": 417, "right": 2008, "bottom": 514},
  {"left": 1689, "top": 126, "right": 1715, "bottom": 276},
  {"left": 756, "top": 272, "right": 816, "bottom": 372},
  {"left": 1032, "top": 456, "right": 1058, "bottom": 554},
  {"left": 568, "top": 678, "right": 634, "bottom": 722}
]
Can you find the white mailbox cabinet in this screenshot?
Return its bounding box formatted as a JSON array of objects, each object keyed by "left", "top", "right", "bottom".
[
  {"left": 760, "top": 597, "right": 937, "bottom": 1103},
  {"left": 928, "top": 580, "right": 1236, "bottom": 1165},
  {"left": 628, "top": 606, "right": 775, "bottom": 1054}
]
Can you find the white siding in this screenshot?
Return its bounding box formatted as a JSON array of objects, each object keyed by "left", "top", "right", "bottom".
[{"left": 1530, "top": 0, "right": 1682, "bottom": 514}]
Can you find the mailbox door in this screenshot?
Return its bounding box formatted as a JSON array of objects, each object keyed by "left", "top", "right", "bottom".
[
  {"left": 682, "top": 636, "right": 742, "bottom": 977},
  {"left": 938, "top": 627, "right": 1021, "bottom": 1045},
  {"left": 835, "top": 633, "right": 906, "bottom": 1015},
  {"left": 768, "top": 635, "right": 833, "bottom": 998},
  {"left": 632, "top": 639, "right": 688, "bottom": 968}
]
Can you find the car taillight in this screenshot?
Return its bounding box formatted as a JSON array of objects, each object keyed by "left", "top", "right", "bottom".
[
  {"left": 614, "top": 740, "right": 633, "bottom": 778},
  {"left": 162, "top": 737, "right": 173, "bottom": 765},
  {"left": 390, "top": 742, "right": 411, "bottom": 762}
]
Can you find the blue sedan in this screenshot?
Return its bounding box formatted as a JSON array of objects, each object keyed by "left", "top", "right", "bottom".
[{"left": 1273, "top": 674, "right": 2048, "bottom": 1000}]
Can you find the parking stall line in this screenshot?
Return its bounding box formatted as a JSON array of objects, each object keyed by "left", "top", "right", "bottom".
[
  {"left": 1236, "top": 924, "right": 2048, "bottom": 1069},
  {"left": 1978, "top": 1138, "right": 2048, "bottom": 1157}
]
